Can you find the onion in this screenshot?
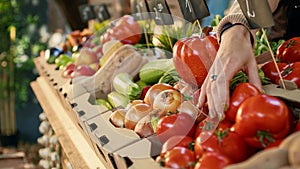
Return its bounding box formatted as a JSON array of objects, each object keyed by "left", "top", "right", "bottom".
[
  {"left": 125, "top": 99, "right": 144, "bottom": 110},
  {"left": 152, "top": 89, "right": 183, "bottom": 116},
  {"left": 177, "top": 100, "right": 207, "bottom": 124},
  {"left": 144, "top": 83, "right": 175, "bottom": 106},
  {"left": 125, "top": 103, "right": 152, "bottom": 130},
  {"left": 109, "top": 109, "right": 127, "bottom": 128},
  {"left": 134, "top": 114, "right": 154, "bottom": 138}
]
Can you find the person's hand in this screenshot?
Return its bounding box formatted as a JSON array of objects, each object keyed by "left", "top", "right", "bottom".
[{"left": 197, "top": 24, "right": 262, "bottom": 120}]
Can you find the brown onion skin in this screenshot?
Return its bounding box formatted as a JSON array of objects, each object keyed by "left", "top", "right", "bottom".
[
  {"left": 134, "top": 114, "right": 154, "bottom": 138},
  {"left": 144, "top": 83, "right": 175, "bottom": 106},
  {"left": 109, "top": 109, "right": 127, "bottom": 128},
  {"left": 152, "top": 89, "right": 183, "bottom": 116},
  {"left": 125, "top": 103, "right": 152, "bottom": 130},
  {"left": 125, "top": 100, "right": 144, "bottom": 110}
]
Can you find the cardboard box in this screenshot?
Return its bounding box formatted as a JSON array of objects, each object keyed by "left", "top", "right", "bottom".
[
  {"left": 83, "top": 111, "right": 143, "bottom": 169},
  {"left": 263, "top": 84, "right": 300, "bottom": 105},
  {"left": 113, "top": 154, "right": 162, "bottom": 169},
  {"left": 71, "top": 93, "right": 109, "bottom": 132},
  {"left": 83, "top": 114, "right": 163, "bottom": 169},
  {"left": 83, "top": 113, "right": 118, "bottom": 169},
  {"left": 114, "top": 135, "right": 162, "bottom": 158},
  {"left": 84, "top": 110, "right": 164, "bottom": 169},
  {"left": 85, "top": 111, "right": 141, "bottom": 153},
  {"left": 59, "top": 76, "right": 92, "bottom": 101}
]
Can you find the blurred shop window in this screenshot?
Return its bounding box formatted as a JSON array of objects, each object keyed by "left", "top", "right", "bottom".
[
  {"left": 201, "top": 0, "right": 232, "bottom": 26},
  {"left": 121, "top": 0, "right": 131, "bottom": 15},
  {"left": 50, "top": 0, "right": 88, "bottom": 31},
  {"left": 48, "top": 1, "right": 70, "bottom": 33}
]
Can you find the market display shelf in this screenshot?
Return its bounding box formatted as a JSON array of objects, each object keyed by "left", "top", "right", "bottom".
[
  {"left": 31, "top": 56, "right": 164, "bottom": 169},
  {"left": 31, "top": 53, "right": 300, "bottom": 169},
  {"left": 30, "top": 76, "right": 108, "bottom": 169}
]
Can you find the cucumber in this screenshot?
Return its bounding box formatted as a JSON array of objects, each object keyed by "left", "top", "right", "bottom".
[{"left": 139, "top": 58, "right": 174, "bottom": 84}]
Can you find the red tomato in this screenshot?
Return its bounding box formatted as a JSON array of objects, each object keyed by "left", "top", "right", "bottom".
[
  {"left": 232, "top": 94, "right": 292, "bottom": 149},
  {"left": 201, "top": 26, "right": 219, "bottom": 51},
  {"left": 276, "top": 37, "right": 300, "bottom": 63},
  {"left": 194, "top": 128, "right": 248, "bottom": 163},
  {"left": 225, "top": 82, "right": 261, "bottom": 122},
  {"left": 260, "top": 61, "right": 288, "bottom": 84},
  {"left": 156, "top": 112, "right": 196, "bottom": 143},
  {"left": 140, "top": 85, "right": 151, "bottom": 100},
  {"left": 173, "top": 33, "right": 218, "bottom": 87},
  {"left": 194, "top": 118, "right": 232, "bottom": 139},
  {"left": 206, "top": 33, "right": 220, "bottom": 51},
  {"left": 277, "top": 62, "right": 300, "bottom": 88},
  {"left": 194, "top": 152, "right": 233, "bottom": 169},
  {"left": 100, "top": 15, "right": 142, "bottom": 45},
  {"left": 164, "top": 147, "right": 197, "bottom": 169},
  {"left": 161, "top": 135, "right": 194, "bottom": 154},
  {"left": 155, "top": 155, "right": 164, "bottom": 166},
  {"left": 265, "top": 139, "right": 283, "bottom": 149}
]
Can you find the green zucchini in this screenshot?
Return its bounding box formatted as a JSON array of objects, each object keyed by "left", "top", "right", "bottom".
[{"left": 139, "top": 58, "right": 174, "bottom": 84}]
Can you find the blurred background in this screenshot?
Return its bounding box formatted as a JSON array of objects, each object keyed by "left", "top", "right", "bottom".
[{"left": 0, "top": 0, "right": 232, "bottom": 168}]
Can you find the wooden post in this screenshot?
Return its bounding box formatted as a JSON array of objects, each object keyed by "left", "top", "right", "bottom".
[
  {"left": 0, "top": 52, "right": 6, "bottom": 135},
  {"left": 9, "top": 26, "right": 16, "bottom": 135}
]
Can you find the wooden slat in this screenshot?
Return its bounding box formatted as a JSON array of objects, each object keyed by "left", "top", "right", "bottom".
[{"left": 30, "top": 76, "right": 108, "bottom": 169}]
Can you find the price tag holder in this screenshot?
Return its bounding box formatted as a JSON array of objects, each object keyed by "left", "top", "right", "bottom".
[
  {"left": 78, "top": 4, "right": 96, "bottom": 23},
  {"left": 147, "top": 0, "right": 174, "bottom": 25},
  {"left": 237, "top": 0, "right": 274, "bottom": 28},
  {"left": 131, "top": 0, "right": 151, "bottom": 21},
  {"left": 178, "top": 0, "right": 210, "bottom": 22},
  {"left": 93, "top": 4, "right": 111, "bottom": 22}
]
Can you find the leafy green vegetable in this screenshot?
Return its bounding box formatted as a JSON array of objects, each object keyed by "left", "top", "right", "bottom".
[
  {"left": 158, "top": 67, "right": 181, "bottom": 86},
  {"left": 230, "top": 68, "right": 271, "bottom": 91},
  {"left": 155, "top": 22, "right": 196, "bottom": 57},
  {"left": 254, "top": 30, "right": 285, "bottom": 56},
  {"left": 211, "top": 14, "right": 222, "bottom": 27}
]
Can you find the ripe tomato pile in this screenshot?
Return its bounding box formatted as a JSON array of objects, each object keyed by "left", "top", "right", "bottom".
[
  {"left": 261, "top": 37, "right": 300, "bottom": 88},
  {"left": 102, "top": 27, "right": 300, "bottom": 168},
  {"left": 152, "top": 36, "right": 300, "bottom": 169},
  {"left": 154, "top": 82, "right": 299, "bottom": 169}
]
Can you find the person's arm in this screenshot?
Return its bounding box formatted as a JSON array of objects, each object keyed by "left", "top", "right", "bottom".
[
  {"left": 197, "top": 0, "right": 281, "bottom": 120},
  {"left": 216, "top": 0, "right": 281, "bottom": 44}
]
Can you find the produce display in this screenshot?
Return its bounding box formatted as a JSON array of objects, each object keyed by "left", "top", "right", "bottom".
[
  {"left": 261, "top": 37, "right": 300, "bottom": 89},
  {"left": 36, "top": 12, "right": 300, "bottom": 169}
]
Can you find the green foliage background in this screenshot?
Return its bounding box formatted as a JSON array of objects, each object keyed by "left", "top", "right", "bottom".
[
  {"left": 1, "top": 0, "right": 47, "bottom": 107},
  {"left": 1, "top": 0, "right": 49, "bottom": 142}
]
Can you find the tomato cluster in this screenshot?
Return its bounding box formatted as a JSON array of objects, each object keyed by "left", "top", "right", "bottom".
[
  {"left": 154, "top": 82, "right": 297, "bottom": 169},
  {"left": 261, "top": 37, "right": 300, "bottom": 88}
]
